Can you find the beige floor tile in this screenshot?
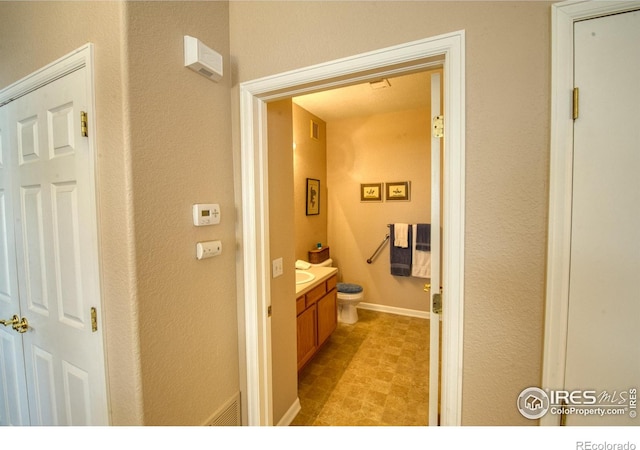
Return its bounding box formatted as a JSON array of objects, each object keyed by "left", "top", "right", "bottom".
[{"left": 292, "top": 309, "right": 430, "bottom": 426}]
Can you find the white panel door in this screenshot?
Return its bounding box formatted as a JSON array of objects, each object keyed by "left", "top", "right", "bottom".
[
  {"left": 565, "top": 10, "right": 640, "bottom": 426},
  {"left": 0, "top": 98, "right": 31, "bottom": 426},
  {"left": 1, "top": 61, "right": 108, "bottom": 425}
]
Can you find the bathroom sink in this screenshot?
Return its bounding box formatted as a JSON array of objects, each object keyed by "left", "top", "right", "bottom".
[{"left": 295, "top": 270, "right": 315, "bottom": 285}]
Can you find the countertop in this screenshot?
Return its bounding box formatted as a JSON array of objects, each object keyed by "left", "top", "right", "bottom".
[{"left": 295, "top": 266, "right": 338, "bottom": 297}]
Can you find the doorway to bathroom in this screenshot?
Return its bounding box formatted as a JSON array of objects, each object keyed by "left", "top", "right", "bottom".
[
  {"left": 286, "top": 69, "right": 441, "bottom": 425},
  {"left": 237, "top": 32, "right": 465, "bottom": 426}
]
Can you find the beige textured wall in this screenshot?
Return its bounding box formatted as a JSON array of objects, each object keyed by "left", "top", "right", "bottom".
[
  {"left": 0, "top": 1, "right": 143, "bottom": 425},
  {"left": 230, "top": 1, "right": 552, "bottom": 425},
  {"left": 1, "top": 1, "right": 239, "bottom": 425},
  {"left": 124, "top": 1, "right": 237, "bottom": 425},
  {"left": 293, "top": 104, "right": 328, "bottom": 261},
  {"left": 327, "top": 107, "right": 431, "bottom": 312},
  {"left": 267, "top": 100, "right": 298, "bottom": 423}
]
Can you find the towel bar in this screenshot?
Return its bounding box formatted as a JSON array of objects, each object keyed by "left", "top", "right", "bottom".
[{"left": 367, "top": 234, "right": 390, "bottom": 264}]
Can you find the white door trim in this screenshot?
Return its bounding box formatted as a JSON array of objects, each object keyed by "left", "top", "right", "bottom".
[
  {"left": 542, "top": 0, "right": 640, "bottom": 426},
  {"left": 237, "top": 31, "right": 466, "bottom": 426}
]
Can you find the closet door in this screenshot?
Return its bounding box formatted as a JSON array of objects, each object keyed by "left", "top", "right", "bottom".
[
  {"left": 0, "top": 95, "right": 31, "bottom": 426},
  {"left": 564, "top": 9, "right": 640, "bottom": 426},
  {"left": 0, "top": 46, "right": 109, "bottom": 425}
]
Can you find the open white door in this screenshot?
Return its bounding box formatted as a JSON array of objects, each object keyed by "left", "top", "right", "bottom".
[
  {"left": 0, "top": 46, "right": 109, "bottom": 425},
  {"left": 544, "top": 2, "right": 640, "bottom": 427},
  {"left": 428, "top": 71, "right": 442, "bottom": 426},
  {"left": 564, "top": 9, "right": 640, "bottom": 426}
]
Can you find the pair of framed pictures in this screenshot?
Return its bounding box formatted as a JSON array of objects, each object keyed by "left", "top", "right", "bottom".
[{"left": 361, "top": 181, "right": 411, "bottom": 202}]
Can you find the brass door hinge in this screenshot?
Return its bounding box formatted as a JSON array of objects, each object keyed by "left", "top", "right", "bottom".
[
  {"left": 91, "top": 307, "right": 98, "bottom": 332},
  {"left": 572, "top": 88, "right": 579, "bottom": 120},
  {"left": 267, "top": 305, "right": 272, "bottom": 317},
  {"left": 81, "top": 111, "right": 88, "bottom": 137},
  {"left": 432, "top": 115, "right": 444, "bottom": 138}
]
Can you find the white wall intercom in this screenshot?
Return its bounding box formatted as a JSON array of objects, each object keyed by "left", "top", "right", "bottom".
[{"left": 184, "top": 35, "right": 223, "bottom": 82}]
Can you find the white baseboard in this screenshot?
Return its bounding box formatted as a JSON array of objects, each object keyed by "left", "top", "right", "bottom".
[
  {"left": 276, "top": 397, "right": 301, "bottom": 426},
  {"left": 357, "top": 302, "right": 430, "bottom": 319}
]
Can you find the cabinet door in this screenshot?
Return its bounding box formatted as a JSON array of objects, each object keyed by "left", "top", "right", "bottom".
[
  {"left": 297, "top": 304, "right": 317, "bottom": 371},
  {"left": 317, "top": 289, "right": 337, "bottom": 347}
]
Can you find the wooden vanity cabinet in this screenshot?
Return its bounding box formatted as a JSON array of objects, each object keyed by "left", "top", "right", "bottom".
[
  {"left": 296, "top": 303, "right": 317, "bottom": 370},
  {"left": 317, "top": 278, "right": 337, "bottom": 346},
  {"left": 296, "top": 274, "right": 337, "bottom": 371}
]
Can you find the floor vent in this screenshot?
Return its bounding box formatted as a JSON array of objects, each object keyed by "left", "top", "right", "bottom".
[{"left": 205, "top": 392, "right": 241, "bottom": 426}]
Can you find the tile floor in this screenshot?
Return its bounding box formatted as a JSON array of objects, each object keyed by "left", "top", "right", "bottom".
[{"left": 291, "top": 309, "right": 430, "bottom": 426}]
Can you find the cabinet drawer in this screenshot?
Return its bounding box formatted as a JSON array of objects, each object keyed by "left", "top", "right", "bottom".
[
  {"left": 305, "top": 282, "right": 326, "bottom": 307},
  {"left": 296, "top": 296, "right": 306, "bottom": 316}
]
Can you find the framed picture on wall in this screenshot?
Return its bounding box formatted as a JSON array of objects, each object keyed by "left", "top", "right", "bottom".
[
  {"left": 306, "top": 178, "right": 320, "bottom": 215},
  {"left": 386, "top": 181, "right": 411, "bottom": 201},
  {"left": 360, "top": 183, "right": 383, "bottom": 202}
]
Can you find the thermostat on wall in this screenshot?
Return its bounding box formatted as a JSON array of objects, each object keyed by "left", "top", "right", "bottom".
[{"left": 193, "top": 203, "right": 220, "bottom": 226}]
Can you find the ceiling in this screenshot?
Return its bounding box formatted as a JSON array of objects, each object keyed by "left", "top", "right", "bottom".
[{"left": 292, "top": 70, "right": 433, "bottom": 122}]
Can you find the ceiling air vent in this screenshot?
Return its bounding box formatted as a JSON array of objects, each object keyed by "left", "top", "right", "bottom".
[
  {"left": 310, "top": 120, "right": 320, "bottom": 140},
  {"left": 369, "top": 78, "right": 391, "bottom": 90}
]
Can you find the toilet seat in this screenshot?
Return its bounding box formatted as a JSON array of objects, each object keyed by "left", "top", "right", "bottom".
[{"left": 337, "top": 282, "right": 363, "bottom": 294}]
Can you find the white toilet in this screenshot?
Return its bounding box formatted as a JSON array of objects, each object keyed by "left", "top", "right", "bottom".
[{"left": 310, "top": 258, "right": 364, "bottom": 324}]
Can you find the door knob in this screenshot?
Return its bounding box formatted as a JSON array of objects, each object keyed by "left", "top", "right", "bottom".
[
  {"left": 0, "top": 315, "right": 29, "bottom": 333},
  {"left": 424, "top": 283, "right": 431, "bottom": 292},
  {"left": 13, "top": 316, "right": 28, "bottom": 333}
]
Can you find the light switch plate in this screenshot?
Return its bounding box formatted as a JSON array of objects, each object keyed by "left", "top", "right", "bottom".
[{"left": 272, "top": 258, "right": 283, "bottom": 278}]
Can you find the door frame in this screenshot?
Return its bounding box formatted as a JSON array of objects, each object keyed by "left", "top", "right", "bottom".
[
  {"left": 542, "top": 0, "right": 640, "bottom": 426},
  {"left": 0, "top": 44, "right": 110, "bottom": 424},
  {"left": 237, "top": 31, "right": 466, "bottom": 426}
]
